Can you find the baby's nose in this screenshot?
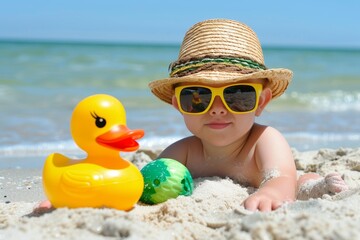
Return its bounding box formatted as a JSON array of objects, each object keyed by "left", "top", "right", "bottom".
[{"left": 209, "top": 96, "right": 227, "bottom": 115}]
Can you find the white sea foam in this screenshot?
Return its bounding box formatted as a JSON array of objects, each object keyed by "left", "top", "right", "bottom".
[
  {"left": 0, "top": 133, "right": 358, "bottom": 159},
  {"left": 284, "top": 132, "right": 360, "bottom": 150},
  {"left": 272, "top": 91, "right": 360, "bottom": 112},
  {"left": 0, "top": 137, "right": 181, "bottom": 158}
]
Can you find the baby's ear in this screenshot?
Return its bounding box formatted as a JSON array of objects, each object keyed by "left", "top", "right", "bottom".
[
  {"left": 172, "top": 95, "right": 180, "bottom": 110},
  {"left": 255, "top": 88, "right": 272, "bottom": 116}
]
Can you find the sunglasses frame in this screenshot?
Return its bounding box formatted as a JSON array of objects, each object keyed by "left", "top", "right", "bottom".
[{"left": 174, "top": 83, "right": 263, "bottom": 115}]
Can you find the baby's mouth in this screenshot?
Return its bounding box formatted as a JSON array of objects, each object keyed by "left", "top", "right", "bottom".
[{"left": 205, "top": 122, "right": 231, "bottom": 129}]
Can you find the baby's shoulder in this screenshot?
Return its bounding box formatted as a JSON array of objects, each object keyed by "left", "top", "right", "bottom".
[
  {"left": 172, "top": 135, "right": 200, "bottom": 147},
  {"left": 252, "top": 124, "right": 282, "bottom": 137},
  {"left": 249, "top": 124, "right": 286, "bottom": 148},
  {"left": 250, "top": 124, "right": 290, "bottom": 154},
  {"left": 158, "top": 136, "right": 201, "bottom": 164}
]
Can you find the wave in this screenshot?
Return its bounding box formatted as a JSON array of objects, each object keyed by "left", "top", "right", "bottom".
[
  {"left": 285, "top": 132, "right": 360, "bottom": 151},
  {"left": 0, "top": 133, "right": 358, "bottom": 159},
  {"left": 270, "top": 91, "right": 360, "bottom": 112},
  {"left": 0, "top": 137, "right": 182, "bottom": 158},
  {"left": 285, "top": 132, "right": 360, "bottom": 142}
]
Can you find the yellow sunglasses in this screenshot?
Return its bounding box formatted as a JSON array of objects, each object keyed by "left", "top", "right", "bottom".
[{"left": 175, "top": 83, "right": 263, "bottom": 115}]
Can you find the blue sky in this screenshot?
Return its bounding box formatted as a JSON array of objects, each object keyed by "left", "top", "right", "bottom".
[{"left": 1, "top": 0, "right": 360, "bottom": 48}]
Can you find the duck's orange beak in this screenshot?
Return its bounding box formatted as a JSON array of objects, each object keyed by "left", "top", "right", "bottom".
[{"left": 96, "top": 125, "right": 144, "bottom": 152}]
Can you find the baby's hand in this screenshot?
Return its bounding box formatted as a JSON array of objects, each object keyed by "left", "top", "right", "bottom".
[{"left": 243, "top": 189, "right": 292, "bottom": 212}]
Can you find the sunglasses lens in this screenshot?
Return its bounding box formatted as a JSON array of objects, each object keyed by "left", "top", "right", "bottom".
[
  {"left": 223, "top": 85, "right": 257, "bottom": 112},
  {"left": 179, "top": 87, "right": 211, "bottom": 113}
]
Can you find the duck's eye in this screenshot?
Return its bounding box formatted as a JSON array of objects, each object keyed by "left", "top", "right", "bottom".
[
  {"left": 95, "top": 117, "right": 106, "bottom": 128},
  {"left": 91, "top": 112, "right": 106, "bottom": 128}
]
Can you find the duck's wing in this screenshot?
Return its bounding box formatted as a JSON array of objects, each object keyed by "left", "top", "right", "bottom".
[{"left": 60, "top": 169, "right": 104, "bottom": 198}]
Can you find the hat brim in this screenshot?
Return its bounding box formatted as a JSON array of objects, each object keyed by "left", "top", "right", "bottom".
[{"left": 149, "top": 68, "right": 293, "bottom": 104}]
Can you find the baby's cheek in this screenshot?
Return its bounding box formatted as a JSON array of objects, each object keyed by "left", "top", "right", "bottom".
[{"left": 183, "top": 116, "right": 201, "bottom": 133}]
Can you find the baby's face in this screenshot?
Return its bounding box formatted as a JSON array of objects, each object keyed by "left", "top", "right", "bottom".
[
  {"left": 174, "top": 78, "right": 269, "bottom": 146},
  {"left": 182, "top": 99, "right": 257, "bottom": 146}
]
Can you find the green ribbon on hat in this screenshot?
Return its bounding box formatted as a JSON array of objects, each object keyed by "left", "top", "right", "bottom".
[{"left": 170, "top": 57, "right": 266, "bottom": 77}]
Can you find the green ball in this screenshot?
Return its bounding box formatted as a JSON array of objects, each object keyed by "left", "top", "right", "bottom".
[{"left": 140, "top": 158, "right": 194, "bottom": 204}]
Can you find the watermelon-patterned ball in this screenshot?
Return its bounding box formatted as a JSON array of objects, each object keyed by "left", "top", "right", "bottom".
[{"left": 140, "top": 158, "right": 194, "bottom": 204}]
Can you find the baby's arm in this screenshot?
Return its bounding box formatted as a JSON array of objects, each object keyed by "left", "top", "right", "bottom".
[{"left": 243, "top": 126, "right": 297, "bottom": 211}]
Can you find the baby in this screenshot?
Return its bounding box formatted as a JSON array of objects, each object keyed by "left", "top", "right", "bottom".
[{"left": 149, "top": 19, "right": 348, "bottom": 211}]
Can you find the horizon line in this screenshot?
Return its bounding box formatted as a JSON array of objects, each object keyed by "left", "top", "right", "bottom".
[{"left": 1, "top": 38, "right": 360, "bottom": 51}]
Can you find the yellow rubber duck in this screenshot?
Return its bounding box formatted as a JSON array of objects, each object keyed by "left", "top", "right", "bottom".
[{"left": 42, "top": 94, "right": 144, "bottom": 210}]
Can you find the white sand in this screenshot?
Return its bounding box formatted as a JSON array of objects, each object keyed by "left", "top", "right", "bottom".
[{"left": 1, "top": 148, "right": 360, "bottom": 240}]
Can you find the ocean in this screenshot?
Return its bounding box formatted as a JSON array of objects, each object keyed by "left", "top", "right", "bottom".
[{"left": 0, "top": 41, "right": 359, "bottom": 168}]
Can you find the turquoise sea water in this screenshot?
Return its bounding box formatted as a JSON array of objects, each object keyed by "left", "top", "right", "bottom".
[{"left": 0, "top": 41, "right": 359, "bottom": 168}]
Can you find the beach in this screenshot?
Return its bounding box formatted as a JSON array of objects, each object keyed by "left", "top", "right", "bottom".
[
  {"left": 1, "top": 147, "right": 360, "bottom": 239},
  {"left": 1, "top": 41, "right": 360, "bottom": 239}
]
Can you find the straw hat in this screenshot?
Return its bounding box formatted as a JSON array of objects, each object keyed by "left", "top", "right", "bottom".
[{"left": 149, "top": 19, "right": 293, "bottom": 104}]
